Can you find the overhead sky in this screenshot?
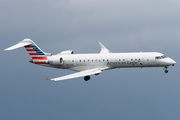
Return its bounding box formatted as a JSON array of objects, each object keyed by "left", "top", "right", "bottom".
[{"left": 1, "top": 0, "right": 180, "bottom": 120}]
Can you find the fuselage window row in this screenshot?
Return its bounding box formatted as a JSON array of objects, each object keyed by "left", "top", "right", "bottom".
[{"left": 70, "top": 58, "right": 143, "bottom": 63}]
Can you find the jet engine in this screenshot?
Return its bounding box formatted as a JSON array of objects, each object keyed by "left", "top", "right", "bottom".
[
  {"left": 49, "top": 57, "right": 64, "bottom": 65},
  {"left": 59, "top": 50, "right": 74, "bottom": 55}
]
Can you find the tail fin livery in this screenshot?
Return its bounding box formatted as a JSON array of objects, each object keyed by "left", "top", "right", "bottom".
[{"left": 5, "top": 39, "right": 51, "bottom": 64}]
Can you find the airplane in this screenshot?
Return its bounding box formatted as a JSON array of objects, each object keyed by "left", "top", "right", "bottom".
[{"left": 5, "top": 39, "right": 176, "bottom": 81}]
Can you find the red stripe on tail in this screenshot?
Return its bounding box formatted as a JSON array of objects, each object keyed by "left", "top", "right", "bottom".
[
  {"left": 24, "top": 46, "right": 32, "bottom": 48},
  {"left": 34, "top": 62, "right": 47, "bottom": 64},
  {"left": 32, "top": 57, "right": 47, "bottom": 60},
  {"left": 29, "top": 53, "right": 38, "bottom": 55},
  {"left": 26, "top": 49, "right": 35, "bottom": 51}
]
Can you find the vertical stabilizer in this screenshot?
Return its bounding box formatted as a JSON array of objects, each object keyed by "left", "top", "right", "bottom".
[{"left": 5, "top": 39, "right": 51, "bottom": 65}]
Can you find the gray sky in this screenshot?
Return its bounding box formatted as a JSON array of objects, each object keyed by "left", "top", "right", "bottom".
[{"left": 1, "top": 0, "right": 180, "bottom": 120}]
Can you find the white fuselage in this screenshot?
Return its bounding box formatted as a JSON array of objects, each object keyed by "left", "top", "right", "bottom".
[
  {"left": 45, "top": 52, "right": 175, "bottom": 72},
  {"left": 5, "top": 39, "right": 176, "bottom": 81}
]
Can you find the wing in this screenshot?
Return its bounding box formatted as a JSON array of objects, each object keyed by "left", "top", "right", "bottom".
[{"left": 43, "top": 68, "right": 102, "bottom": 81}]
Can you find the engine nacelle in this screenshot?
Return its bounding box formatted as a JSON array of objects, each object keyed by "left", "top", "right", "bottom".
[
  {"left": 49, "top": 57, "right": 64, "bottom": 65},
  {"left": 59, "top": 50, "right": 74, "bottom": 55}
]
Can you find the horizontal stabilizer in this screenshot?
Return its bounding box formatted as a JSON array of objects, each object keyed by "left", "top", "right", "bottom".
[
  {"left": 43, "top": 68, "right": 102, "bottom": 81},
  {"left": 4, "top": 39, "right": 34, "bottom": 51},
  {"left": 5, "top": 42, "right": 31, "bottom": 51}
]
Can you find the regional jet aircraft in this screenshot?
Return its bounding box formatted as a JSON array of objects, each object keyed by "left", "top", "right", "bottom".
[{"left": 5, "top": 39, "right": 176, "bottom": 81}]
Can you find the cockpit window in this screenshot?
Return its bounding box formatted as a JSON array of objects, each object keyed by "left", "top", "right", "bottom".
[
  {"left": 156, "top": 56, "right": 161, "bottom": 59},
  {"left": 155, "top": 55, "right": 167, "bottom": 59},
  {"left": 162, "top": 55, "right": 167, "bottom": 58}
]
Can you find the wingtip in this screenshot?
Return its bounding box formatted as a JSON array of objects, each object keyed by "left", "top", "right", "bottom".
[
  {"left": 99, "top": 42, "right": 102, "bottom": 45},
  {"left": 99, "top": 42, "right": 106, "bottom": 49},
  {"left": 99, "top": 42, "right": 111, "bottom": 54},
  {"left": 4, "top": 48, "right": 10, "bottom": 51},
  {"left": 42, "top": 74, "right": 52, "bottom": 81}
]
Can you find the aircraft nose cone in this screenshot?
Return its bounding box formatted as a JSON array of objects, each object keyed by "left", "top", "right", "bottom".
[
  {"left": 165, "top": 58, "right": 176, "bottom": 66},
  {"left": 168, "top": 58, "right": 176, "bottom": 66},
  {"left": 171, "top": 60, "right": 176, "bottom": 66}
]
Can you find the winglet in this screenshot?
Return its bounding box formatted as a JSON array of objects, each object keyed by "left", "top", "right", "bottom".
[
  {"left": 42, "top": 74, "right": 52, "bottom": 81},
  {"left": 99, "top": 42, "right": 110, "bottom": 54}
]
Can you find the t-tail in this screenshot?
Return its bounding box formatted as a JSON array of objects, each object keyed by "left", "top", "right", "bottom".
[{"left": 4, "top": 39, "right": 51, "bottom": 65}]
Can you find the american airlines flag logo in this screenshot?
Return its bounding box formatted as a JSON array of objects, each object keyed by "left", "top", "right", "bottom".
[
  {"left": 138, "top": 60, "right": 143, "bottom": 65},
  {"left": 25, "top": 45, "right": 47, "bottom": 65}
]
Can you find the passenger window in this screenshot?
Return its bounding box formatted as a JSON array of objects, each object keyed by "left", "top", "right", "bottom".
[
  {"left": 84, "top": 60, "right": 85, "bottom": 62},
  {"left": 80, "top": 60, "right": 81, "bottom": 62}
]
